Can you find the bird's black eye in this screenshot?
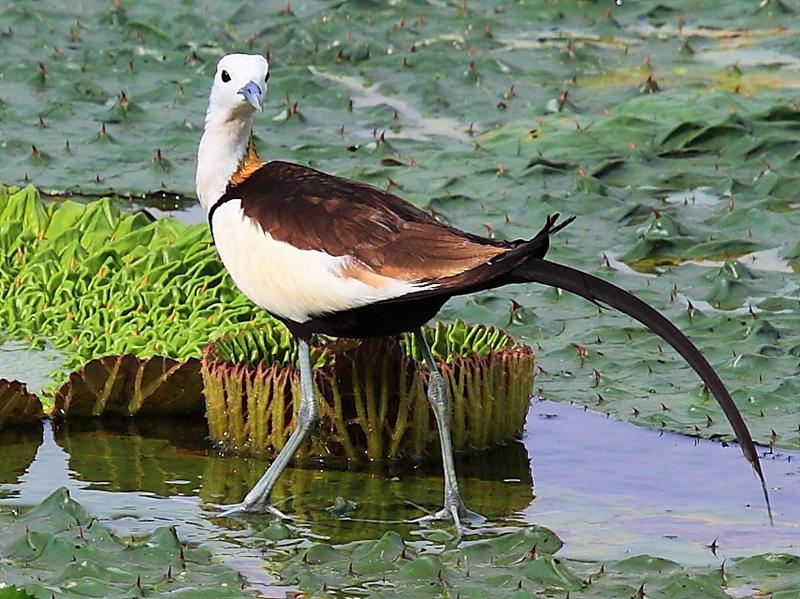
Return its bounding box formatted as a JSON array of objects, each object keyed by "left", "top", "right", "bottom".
[{"left": 221, "top": 70, "right": 231, "bottom": 83}]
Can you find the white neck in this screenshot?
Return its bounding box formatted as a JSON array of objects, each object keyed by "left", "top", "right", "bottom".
[{"left": 196, "top": 112, "right": 255, "bottom": 209}]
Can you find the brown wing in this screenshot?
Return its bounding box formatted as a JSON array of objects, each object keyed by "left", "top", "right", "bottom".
[{"left": 223, "top": 161, "right": 507, "bottom": 282}]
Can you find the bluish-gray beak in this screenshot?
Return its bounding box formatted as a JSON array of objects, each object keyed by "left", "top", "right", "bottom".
[{"left": 238, "top": 81, "right": 263, "bottom": 112}]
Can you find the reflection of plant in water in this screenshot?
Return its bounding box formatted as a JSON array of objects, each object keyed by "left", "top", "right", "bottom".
[
  {"left": 202, "top": 322, "right": 535, "bottom": 460},
  {"left": 54, "top": 417, "right": 209, "bottom": 496},
  {"left": 203, "top": 458, "right": 534, "bottom": 542},
  {"left": 0, "top": 422, "right": 42, "bottom": 484},
  {"left": 201, "top": 442, "right": 534, "bottom": 535},
  {"left": 44, "top": 417, "right": 534, "bottom": 544}
]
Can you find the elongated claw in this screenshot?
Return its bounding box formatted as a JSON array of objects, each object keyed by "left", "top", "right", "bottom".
[
  {"left": 217, "top": 500, "right": 292, "bottom": 520},
  {"left": 409, "top": 499, "right": 487, "bottom": 535}
]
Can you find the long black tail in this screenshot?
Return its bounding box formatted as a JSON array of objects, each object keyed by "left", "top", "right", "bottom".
[{"left": 512, "top": 258, "right": 772, "bottom": 523}]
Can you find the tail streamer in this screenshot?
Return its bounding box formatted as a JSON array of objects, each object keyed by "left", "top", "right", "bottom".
[{"left": 513, "top": 258, "right": 772, "bottom": 523}]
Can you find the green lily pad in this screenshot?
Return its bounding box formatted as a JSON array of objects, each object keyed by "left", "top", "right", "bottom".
[
  {"left": 0, "top": 487, "right": 255, "bottom": 598},
  {"left": 275, "top": 527, "right": 800, "bottom": 598}
]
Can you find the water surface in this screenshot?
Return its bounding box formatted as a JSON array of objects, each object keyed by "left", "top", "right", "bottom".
[{"left": 1, "top": 399, "right": 795, "bottom": 591}]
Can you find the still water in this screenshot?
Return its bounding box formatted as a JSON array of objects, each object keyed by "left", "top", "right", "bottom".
[{"left": 1, "top": 399, "right": 797, "bottom": 590}]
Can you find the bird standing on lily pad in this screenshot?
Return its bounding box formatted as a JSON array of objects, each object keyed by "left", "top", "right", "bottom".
[{"left": 196, "top": 53, "right": 771, "bottom": 528}]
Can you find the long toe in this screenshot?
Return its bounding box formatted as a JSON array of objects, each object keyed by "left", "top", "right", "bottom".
[
  {"left": 216, "top": 502, "right": 247, "bottom": 518},
  {"left": 446, "top": 495, "right": 487, "bottom": 528},
  {"left": 456, "top": 504, "right": 487, "bottom": 527},
  {"left": 217, "top": 500, "right": 292, "bottom": 520},
  {"left": 409, "top": 498, "right": 487, "bottom": 530}
]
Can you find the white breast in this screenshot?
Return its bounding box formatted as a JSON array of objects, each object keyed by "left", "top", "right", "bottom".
[{"left": 210, "top": 199, "right": 429, "bottom": 323}]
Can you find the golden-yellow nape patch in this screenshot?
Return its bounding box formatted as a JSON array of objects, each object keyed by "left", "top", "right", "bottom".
[{"left": 230, "top": 136, "right": 262, "bottom": 186}]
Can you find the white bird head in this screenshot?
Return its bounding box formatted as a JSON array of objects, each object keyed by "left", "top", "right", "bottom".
[
  {"left": 197, "top": 53, "right": 269, "bottom": 208},
  {"left": 207, "top": 53, "right": 269, "bottom": 120}
]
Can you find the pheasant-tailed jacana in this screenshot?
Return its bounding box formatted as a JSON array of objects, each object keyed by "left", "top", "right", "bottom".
[{"left": 196, "top": 54, "right": 771, "bottom": 527}]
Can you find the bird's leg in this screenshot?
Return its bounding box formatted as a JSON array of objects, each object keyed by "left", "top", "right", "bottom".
[
  {"left": 413, "top": 329, "right": 485, "bottom": 529},
  {"left": 219, "top": 338, "right": 317, "bottom": 518}
]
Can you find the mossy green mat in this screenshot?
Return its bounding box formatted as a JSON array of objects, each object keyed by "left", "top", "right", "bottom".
[{"left": 0, "top": 184, "right": 268, "bottom": 375}]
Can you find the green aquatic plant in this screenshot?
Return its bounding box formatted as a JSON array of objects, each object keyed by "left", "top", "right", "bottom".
[
  {"left": 202, "top": 321, "right": 535, "bottom": 461},
  {"left": 274, "top": 528, "right": 800, "bottom": 598},
  {"left": 0, "top": 184, "right": 276, "bottom": 382},
  {"left": 0, "top": 488, "right": 254, "bottom": 598},
  {"left": 2, "top": 487, "right": 796, "bottom": 598}
]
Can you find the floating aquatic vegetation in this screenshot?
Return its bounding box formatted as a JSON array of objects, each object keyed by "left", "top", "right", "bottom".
[
  {"left": 0, "top": 379, "right": 42, "bottom": 430},
  {"left": 0, "top": 184, "right": 277, "bottom": 387},
  {"left": 620, "top": 212, "right": 763, "bottom": 270},
  {"left": 274, "top": 527, "right": 799, "bottom": 598},
  {"left": 1, "top": 479, "right": 795, "bottom": 598},
  {"left": 202, "top": 321, "right": 535, "bottom": 460},
  {"left": 0, "top": 488, "right": 252, "bottom": 598},
  {"left": 51, "top": 354, "right": 203, "bottom": 418}
]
